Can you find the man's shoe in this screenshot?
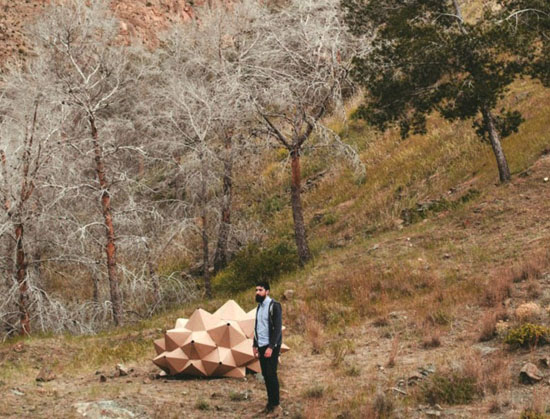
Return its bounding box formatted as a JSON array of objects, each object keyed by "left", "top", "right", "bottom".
[
  {"left": 257, "top": 404, "right": 273, "bottom": 415},
  {"left": 266, "top": 405, "right": 282, "bottom": 417}
]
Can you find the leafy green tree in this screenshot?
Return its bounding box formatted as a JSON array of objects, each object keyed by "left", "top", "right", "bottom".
[
  {"left": 342, "top": 0, "right": 530, "bottom": 183},
  {"left": 505, "top": 0, "right": 550, "bottom": 85}
]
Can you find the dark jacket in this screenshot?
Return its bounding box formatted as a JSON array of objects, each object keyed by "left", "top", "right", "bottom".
[{"left": 253, "top": 298, "right": 282, "bottom": 349}]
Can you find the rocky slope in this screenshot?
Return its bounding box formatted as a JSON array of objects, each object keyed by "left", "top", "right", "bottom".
[{"left": 0, "top": 0, "right": 210, "bottom": 67}]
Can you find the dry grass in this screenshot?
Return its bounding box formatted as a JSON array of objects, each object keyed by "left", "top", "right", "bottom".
[
  {"left": 422, "top": 329, "right": 442, "bottom": 349},
  {"left": 478, "top": 307, "right": 507, "bottom": 342},
  {"left": 416, "top": 351, "right": 508, "bottom": 406},
  {"left": 481, "top": 272, "right": 513, "bottom": 308},
  {"left": 510, "top": 251, "right": 550, "bottom": 283},
  {"left": 306, "top": 319, "right": 325, "bottom": 355},
  {"left": 462, "top": 352, "right": 512, "bottom": 396},
  {"left": 386, "top": 336, "right": 399, "bottom": 368},
  {"left": 526, "top": 279, "right": 543, "bottom": 299},
  {"left": 362, "top": 392, "right": 395, "bottom": 419}
]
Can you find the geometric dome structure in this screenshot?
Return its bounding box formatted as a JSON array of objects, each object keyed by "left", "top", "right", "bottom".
[{"left": 152, "top": 300, "right": 289, "bottom": 378}]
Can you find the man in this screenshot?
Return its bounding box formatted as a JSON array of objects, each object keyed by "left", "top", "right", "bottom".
[{"left": 253, "top": 281, "right": 283, "bottom": 417}]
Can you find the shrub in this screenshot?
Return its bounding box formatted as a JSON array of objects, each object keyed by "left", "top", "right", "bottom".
[
  {"left": 478, "top": 308, "right": 507, "bottom": 342},
  {"left": 195, "top": 400, "right": 210, "bottom": 411},
  {"left": 229, "top": 391, "right": 248, "bottom": 401},
  {"left": 323, "top": 212, "right": 338, "bottom": 226},
  {"left": 306, "top": 319, "right": 325, "bottom": 354},
  {"left": 519, "top": 409, "right": 547, "bottom": 419},
  {"left": 504, "top": 323, "right": 550, "bottom": 349},
  {"left": 426, "top": 309, "right": 453, "bottom": 326},
  {"left": 329, "top": 339, "right": 355, "bottom": 367},
  {"left": 344, "top": 364, "right": 361, "bottom": 377},
  {"left": 527, "top": 279, "right": 542, "bottom": 299},
  {"left": 422, "top": 330, "right": 442, "bottom": 349},
  {"left": 304, "top": 383, "right": 325, "bottom": 399},
  {"left": 421, "top": 371, "right": 481, "bottom": 405},
  {"left": 481, "top": 275, "right": 512, "bottom": 307},
  {"left": 369, "top": 392, "right": 395, "bottom": 419},
  {"left": 213, "top": 241, "right": 299, "bottom": 293}
]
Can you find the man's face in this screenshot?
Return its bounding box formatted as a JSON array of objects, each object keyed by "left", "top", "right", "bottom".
[{"left": 255, "top": 286, "right": 268, "bottom": 303}]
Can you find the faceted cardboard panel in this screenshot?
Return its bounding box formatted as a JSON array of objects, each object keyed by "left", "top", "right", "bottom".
[
  {"left": 181, "top": 331, "right": 217, "bottom": 359},
  {"left": 244, "top": 359, "right": 261, "bottom": 374},
  {"left": 207, "top": 320, "right": 247, "bottom": 348},
  {"left": 153, "top": 338, "right": 166, "bottom": 355},
  {"left": 181, "top": 360, "right": 207, "bottom": 377},
  {"left": 153, "top": 353, "right": 169, "bottom": 371},
  {"left": 152, "top": 299, "right": 289, "bottom": 378},
  {"left": 175, "top": 318, "right": 188, "bottom": 329},
  {"left": 230, "top": 339, "right": 255, "bottom": 366},
  {"left": 165, "top": 348, "right": 189, "bottom": 375},
  {"left": 165, "top": 329, "right": 192, "bottom": 352},
  {"left": 237, "top": 308, "right": 256, "bottom": 338},
  {"left": 213, "top": 299, "right": 246, "bottom": 320},
  {"left": 185, "top": 308, "right": 220, "bottom": 331},
  {"left": 224, "top": 366, "right": 246, "bottom": 379}
]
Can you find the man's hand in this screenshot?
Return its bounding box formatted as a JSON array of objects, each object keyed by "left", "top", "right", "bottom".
[
  {"left": 264, "top": 347, "right": 273, "bottom": 358},
  {"left": 253, "top": 347, "right": 259, "bottom": 359}
]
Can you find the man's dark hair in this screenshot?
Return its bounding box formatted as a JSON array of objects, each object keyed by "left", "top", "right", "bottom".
[{"left": 256, "top": 281, "right": 270, "bottom": 290}]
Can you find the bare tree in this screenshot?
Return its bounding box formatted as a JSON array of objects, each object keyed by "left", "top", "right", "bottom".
[
  {"left": 249, "top": 0, "right": 357, "bottom": 265},
  {"left": 154, "top": 2, "right": 259, "bottom": 292},
  {"left": 0, "top": 60, "right": 67, "bottom": 335},
  {"left": 31, "top": 0, "right": 142, "bottom": 325}
]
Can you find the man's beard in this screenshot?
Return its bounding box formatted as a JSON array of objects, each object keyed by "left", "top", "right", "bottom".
[{"left": 255, "top": 294, "right": 265, "bottom": 303}]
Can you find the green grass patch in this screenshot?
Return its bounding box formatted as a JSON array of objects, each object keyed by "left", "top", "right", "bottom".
[{"left": 420, "top": 371, "right": 481, "bottom": 405}]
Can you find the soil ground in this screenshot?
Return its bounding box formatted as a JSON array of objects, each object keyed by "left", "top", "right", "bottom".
[{"left": 2, "top": 156, "right": 550, "bottom": 418}]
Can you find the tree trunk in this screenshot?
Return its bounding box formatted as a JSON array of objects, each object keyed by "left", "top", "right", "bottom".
[
  {"left": 199, "top": 150, "right": 212, "bottom": 298},
  {"left": 14, "top": 223, "right": 30, "bottom": 335},
  {"left": 482, "top": 107, "right": 511, "bottom": 183},
  {"left": 144, "top": 239, "right": 161, "bottom": 305},
  {"left": 92, "top": 269, "right": 100, "bottom": 304},
  {"left": 213, "top": 135, "right": 233, "bottom": 272},
  {"left": 290, "top": 148, "right": 311, "bottom": 265},
  {"left": 90, "top": 116, "right": 123, "bottom": 326},
  {"left": 4, "top": 234, "right": 14, "bottom": 287}
]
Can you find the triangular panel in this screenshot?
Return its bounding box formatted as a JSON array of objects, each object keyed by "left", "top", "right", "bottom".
[
  {"left": 182, "top": 331, "right": 216, "bottom": 359},
  {"left": 245, "top": 359, "right": 261, "bottom": 374},
  {"left": 153, "top": 338, "right": 166, "bottom": 355},
  {"left": 175, "top": 318, "right": 188, "bottom": 329},
  {"left": 213, "top": 299, "right": 246, "bottom": 320},
  {"left": 207, "top": 321, "right": 247, "bottom": 348},
  {"left": 231, "top": 339, "right": 255, "bottom": 366},
  {"left": 224, "top": 367, "right": 246, "bottom": 378},
  {"left": 181, "top": 359, "right": 207, "bottom": 377},
  {"left": 238, "top": 308, "right": 257, "bottom": 338},
  {"left": 152, "top": 352, "right": 169, "bottom": 371},
  {"left": 165, "top": 329, "right": 192, "bottom": 351},
  {"left": 165, "top": 348, "right": 189, "bottom": 375},
  {"left": 185, "top": 308, "right": 220, "bottom": 331}
]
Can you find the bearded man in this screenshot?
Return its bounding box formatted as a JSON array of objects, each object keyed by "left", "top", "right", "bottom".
[{"left": 253, "top": 281, "right": 283, "bottom": 417}]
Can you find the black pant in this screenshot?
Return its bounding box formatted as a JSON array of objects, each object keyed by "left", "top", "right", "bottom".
[{"left": 258, "top": 345, "right": 280, "bottom": 407}]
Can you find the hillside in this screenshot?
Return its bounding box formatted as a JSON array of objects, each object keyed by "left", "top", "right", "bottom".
[
  {"left": 1, "top": 1, "right": 550, "bottom": 418},
  {"left": 0, "top": 0, "right": 198, "bottom": 66},
  {"left": 1, "top": 79, "right": 550, "bottom": 417}
]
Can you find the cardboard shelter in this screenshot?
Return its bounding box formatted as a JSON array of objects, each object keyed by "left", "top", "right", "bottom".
[{"left": 152, "top": 300, "right": 289, "bottom": 378}]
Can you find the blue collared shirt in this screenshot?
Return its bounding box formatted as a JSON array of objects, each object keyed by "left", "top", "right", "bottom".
[{"left": 256, "top": 296, "right": 272, "bottom": 347}]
